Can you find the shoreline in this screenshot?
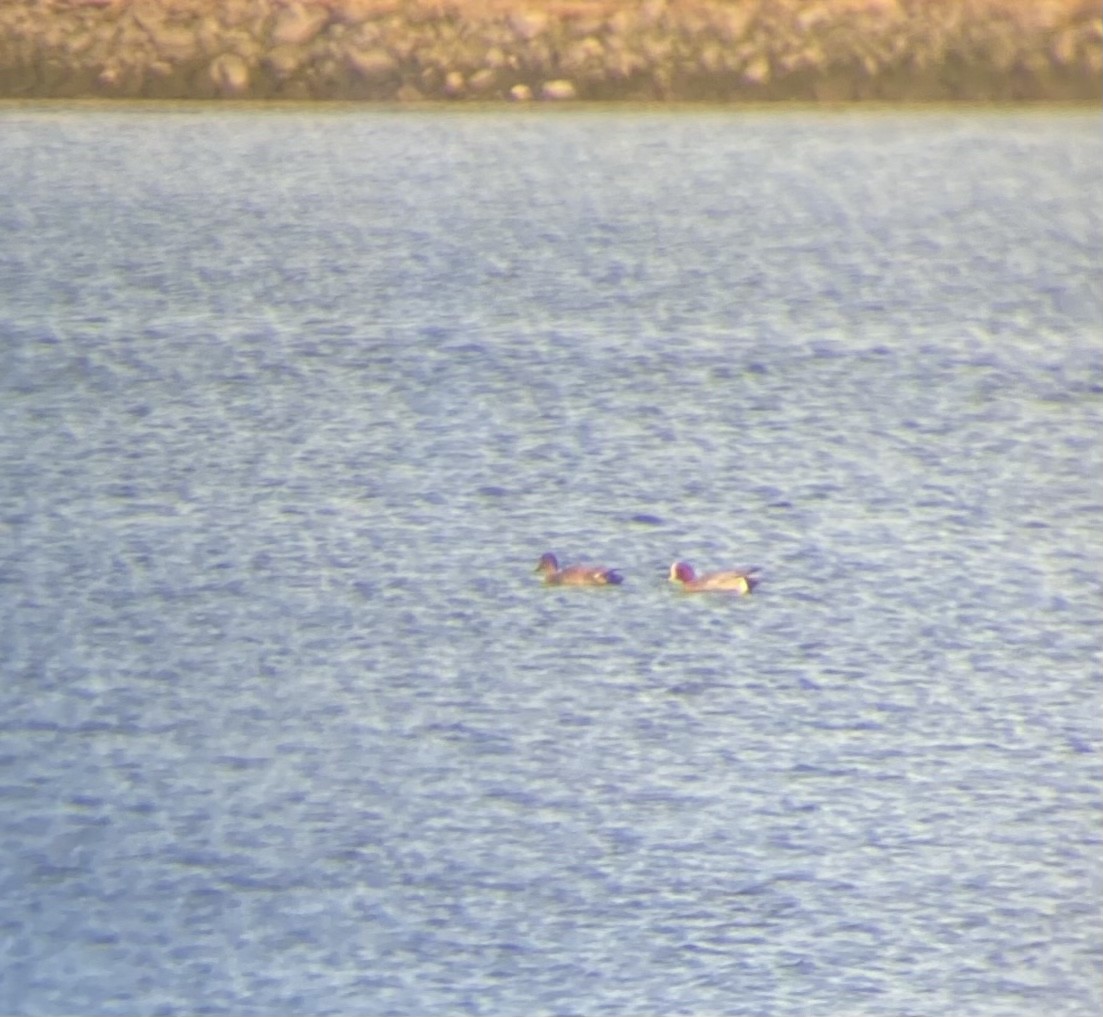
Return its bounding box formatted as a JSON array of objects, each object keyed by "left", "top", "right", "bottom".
[{"left": 1, "top": 0, "right": 1099, "bottom": 103}]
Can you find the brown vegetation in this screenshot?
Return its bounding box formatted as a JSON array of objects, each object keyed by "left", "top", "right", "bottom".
[{"left": 0, "top": 0, "right": 1098, "bottom": 101}]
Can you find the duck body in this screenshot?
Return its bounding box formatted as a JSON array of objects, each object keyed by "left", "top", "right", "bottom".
[
  {"left": 536, "top": 552, "right": 624, "bottom": 587},
  {"left": 669, "top": 561, "right": 760, "bottom": 594}
]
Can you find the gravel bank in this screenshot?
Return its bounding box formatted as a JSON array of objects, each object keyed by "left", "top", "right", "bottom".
[{"left": 1, "top": 0, "right": 1098, "bottom": 102}]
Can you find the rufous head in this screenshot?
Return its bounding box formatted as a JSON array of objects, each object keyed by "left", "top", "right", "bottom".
[{"left": 669, "top": 561, "right": 695, "bottom": 583}]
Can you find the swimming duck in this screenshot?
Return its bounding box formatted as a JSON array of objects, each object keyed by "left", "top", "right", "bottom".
[
  {"left": 536, "top": 552, "right": 624, "bottom": 586},
  {"left": 668, "top": 561, "right": 760, "bottom": 594}
]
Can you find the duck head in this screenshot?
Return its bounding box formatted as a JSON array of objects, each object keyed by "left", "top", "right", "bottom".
[{"left": 669, "top": 561, "right": 696, "bottom": 583}]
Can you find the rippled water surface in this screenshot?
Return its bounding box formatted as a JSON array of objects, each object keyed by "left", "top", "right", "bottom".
[{"left": 1, "top": 105, "right": 1101, "bottom": 1015}]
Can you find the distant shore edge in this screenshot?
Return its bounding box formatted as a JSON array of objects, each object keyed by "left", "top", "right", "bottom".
[{"left": 2, "top": 0, "right": 1099, "bottom": 103}]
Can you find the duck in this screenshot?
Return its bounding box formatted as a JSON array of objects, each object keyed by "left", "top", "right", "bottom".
[
  {"left": 668, "top": 561, "right": 760, "bottom": 594},
  {"left": 535, "top": 552, "right": 624, "bottom": 586}
]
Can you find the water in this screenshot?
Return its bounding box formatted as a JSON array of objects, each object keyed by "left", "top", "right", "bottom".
[{"left": 1, "top": 104, "right": 1100, "bottom": 1015}]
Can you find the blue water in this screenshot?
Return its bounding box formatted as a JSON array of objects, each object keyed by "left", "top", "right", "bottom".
[{"left": 1, "top": 104, "right": 1101, "bottom": 1015}]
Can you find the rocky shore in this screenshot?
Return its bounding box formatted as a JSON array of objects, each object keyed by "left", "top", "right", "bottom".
[{"left": 1, "top": 0, "right": 1099, "bottom": 102}]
